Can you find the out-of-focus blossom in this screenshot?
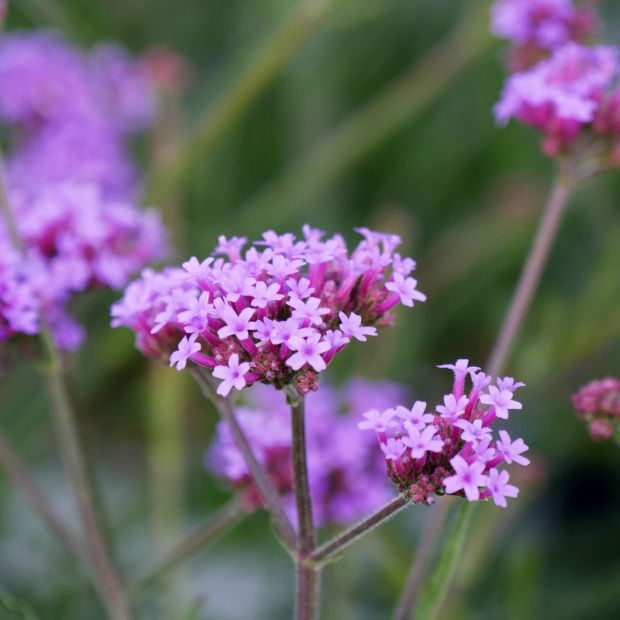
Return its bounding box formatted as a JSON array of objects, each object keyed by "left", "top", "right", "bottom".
[
  {"left": 0, "top": 30, "right": 168, "bottom": 351},
  {"left": 206, "top": 379, "right": 404, "bottom": 526},
  {"left": 491, "top": 0, "right": 598, "bottom": 70},
  {"left": 495, "top": 43, "right": 620, "bottom": 159},
  {"left": 359, "top": 361, "right": 529, "bottom": 507},
  {"left": 112, "top": 227, "right": 425, "bottom": 395},
  {"left": 572, "top": 378, "right": 620, "bottom": 441}
]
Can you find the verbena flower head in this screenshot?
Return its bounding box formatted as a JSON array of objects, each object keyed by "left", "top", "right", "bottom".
[
  {"left": 495, "top": 42, "right": 620, "bottom": 158},
  {"left": 572, "top": 377, "right": 620, "bottom": 441},
  {"left": 112, "top": 227, "right": 426, "bottom": 395},
  {"left": 359, "top": 360, "right": 529, "bottom": 507},
  {"left": 0, "top": 32, "right": 166, "bottom": 351},
  {"left": 206, "top": 379, "right": 403, "bottom": 526},
  {"left": 491, "top": 0, "right": 598, "bottom": 70}
]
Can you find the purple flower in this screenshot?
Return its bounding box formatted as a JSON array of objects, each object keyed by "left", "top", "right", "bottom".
[
  {"left": 403, "top": 426, "right": 444, "bottom": 460},
  {"left": 385, "top": 273, "right": 427, "bottom": 307},
  {"left": 217, "top": 307, "right": 256, "bottom": 341},
  {"left": 339, "top": 312, "right": 377, "bottom": 342},
  {"left": 479, "top": 386, "right": 522, "bottom": 419},
  {"left": 358, "top": 408, "right": 396, "bottom": 433},
  {"left": 250, "top": 281, "right": 284, "bottom": 308},
  {"left": 212, "top": 354, "right": 251, "bottom": 397},
  {"left": 286, "top": 333, "right": 330, "bottom": 372},
  {"left": 496, "top": 430, "right": 530, "bottom": 466},
  {"left": 572, "top": 377, "right": 620, "bottom": 442},
  {"left": 436, "top": 394, "right": 469, "bottom": 420},
  {"left": 396, "top": 401, "right": 434, "bottom": 431},
  {"left": 359, "top": 359, "right": 529, "bottom": 506},
  {"left": 381, "top": 438, "right": 406, "bottom": 461},
  {"left": 170, "top": 334, "right": 201, "bottom": 370},
  {"left": 443, "top": 456, "right": 489, "bottom": 501},
  {"left": 114, "top": 227, "right": 424, "bottom": 395},
  {"left": 287, "top": 296, "right": 329, "bottom": 326},
  {"left": 486, "top": 468, "right": 519, "bottom": 508}
]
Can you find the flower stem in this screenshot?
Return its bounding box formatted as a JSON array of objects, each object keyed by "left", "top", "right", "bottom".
[
  {"left": 408, "top": 170, "right": 576, "bottom": 620},
  {"left": 0, "top": 431, "right": 87, "bottom": 569},
  {"left": 288, "top": 389, "right": 319, "bottom": 620},
  {"left": 41, "top": 332, "right": 133, "bottom": 620},
  {"left": 0, "top": 145, "right": 132, "bottom": 620},
  {"left": 134, "top": 497, "right": 246, "bottom": 594},
  {"left": 392, "top": 500, "right": 450, "bottom": 620},
  {"left": 487, "top": 172, "right": 574, "bottom": 376},
  {"left": 414, "top": 501, "right": 475, "bottom": 620},
  {"left": 309, "top": 495, "right": 409, "bottom": 565},
  {"left": 190, "top": 367, "right": 296, "bottom": 550},
  {"left": 146, "top": 0, "right": 332, "bottom": 202}
]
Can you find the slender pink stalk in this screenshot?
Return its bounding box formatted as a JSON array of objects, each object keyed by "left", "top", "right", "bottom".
[{"left": 487, "top": 173, "right": 574, "bottom": 376}]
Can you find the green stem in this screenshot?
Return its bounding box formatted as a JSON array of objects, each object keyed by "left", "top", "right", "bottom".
[
  {"left": 236, "top": 0, "right": 492, "bottom": 225},
  {"left": 41, "top": 333, "right": 133, "bottom": 620},
  {"left": 190, "top": 367, "right": 297, "bottom": 550},
  {"left": 414, "top": 502, "right": 475, "bottom": 620},
  {"left": 145, "top": 0, "right": 332, "bottom": 201},
  {"left": 134, "top": 497, "right": 246, "bottom": 594},
  {"left": 288, "top": 389, "right": 318, "bottom": 620}
]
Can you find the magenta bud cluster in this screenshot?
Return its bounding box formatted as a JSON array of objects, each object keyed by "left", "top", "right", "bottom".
[
  {"left": 359, "top": 360, "right": 530, "bottom": 507},
  {"left": 572, "top": 377, "right": 620, "bottom": 441},
  {"left": 207, "top": 379, "right": 404, "bottom": 527},
  {"left": 111, "top": 227, "right": 426, "bottom": 396}
]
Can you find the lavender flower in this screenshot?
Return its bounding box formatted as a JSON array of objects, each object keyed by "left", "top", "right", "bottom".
[
  {"left": 572, "top": 377, "right": 620, "bottom": 441},
  {"left": 206, "top": 379, "right": 404, "bottom": 526},
  {"left": 112, "top": 227, "right": 425, "bottom": 395},
  {"left": 359, "top": 361, "right": 529, "bottom": 507}
]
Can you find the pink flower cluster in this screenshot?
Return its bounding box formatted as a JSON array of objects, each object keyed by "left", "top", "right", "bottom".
[
  {"left": 112, "top": 227, "right": 426, "bottom": 396},
  {"left": 0, "top": 32, "right": 167, "bottom": 350},
  {"left": 495, "top": 43, "right": 620, "bottom": 158},
  {"left": 491, "top": 0, "right": 597, "bottom": 70},
  {"left": 359, "top": 360, "right": 530, "bottom": 507},
  {"left": 206, "top": 379, "right": 402, "bottom": 526},
  {"left": 572, "top": 377, "right": 620, "bottom": 441}
]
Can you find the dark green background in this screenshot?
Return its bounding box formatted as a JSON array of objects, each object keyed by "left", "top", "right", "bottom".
[{"left": 2, "top": 1, "right": 620, "bottom": 618}]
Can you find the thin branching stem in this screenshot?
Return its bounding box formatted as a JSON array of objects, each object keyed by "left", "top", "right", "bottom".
[
  {"left": 309, "top": 495, "right": 409, "bottom": 566},
  {"left": 190, "top": 367, "right": 297, "bottom": 550},
  {"left": 41, "top": 333, "right": 134, "bottom": 620}
]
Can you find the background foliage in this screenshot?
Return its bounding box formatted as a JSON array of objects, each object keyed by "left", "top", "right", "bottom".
[{"left": 2, "top": 1, "right": 620, "bottom": 618}]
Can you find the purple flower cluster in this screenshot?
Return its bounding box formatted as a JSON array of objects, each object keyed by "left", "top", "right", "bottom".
[
  {"left": 0, "top": 31, "right": 155, "bottom": 197},
  {"left": 572, "top": 377, "right": 620, "bottom": 441},
  {"left": 491, "top": 0, "right": 597, "bottom": 70},
  {"left": 111, "top": 227, "right": 426, "bottom": 396},
  {"left": 495, "top": 42, "right": 620, "bottom": 158},
  {"left": 0, "top": 31, "right": 166, "bottom": 350},
  {"left": 359, "top": 360, "right": 530, "bottom": 507},
  {"left": 206, "top": 379, "right": 402, "bottom": 526}
]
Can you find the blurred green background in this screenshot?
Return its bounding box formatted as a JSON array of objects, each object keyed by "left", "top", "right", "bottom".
[{"left": 2, "top": 0, "right": 620, "bottom": 618}]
